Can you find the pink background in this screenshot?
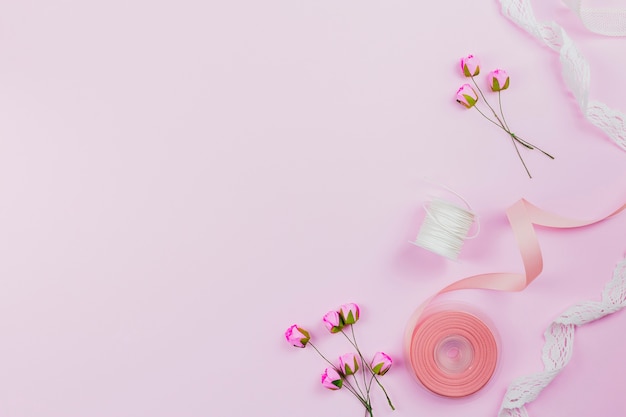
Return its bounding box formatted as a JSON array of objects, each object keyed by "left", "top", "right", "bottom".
[{"left": 0, "top": 0, "right": 625, "bottom": 416}]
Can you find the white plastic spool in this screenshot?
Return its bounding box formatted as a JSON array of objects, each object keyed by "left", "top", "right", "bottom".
[{"left": 410, "top": 185, "right": 479, "bottom": 261}]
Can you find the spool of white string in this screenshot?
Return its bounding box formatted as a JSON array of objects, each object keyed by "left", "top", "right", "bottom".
[{"left": 411, "top": 198, "right": 478, "bottom": 261}]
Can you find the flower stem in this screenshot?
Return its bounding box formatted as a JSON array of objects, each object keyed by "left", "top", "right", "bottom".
[
  {"left": 490, "top": 95, "right": 532, "bottom": 150},
  {"left": 340, "top": 376, "right": 372, "bottom": 411},
  {"left": 512, "top": 134, "right": 555, "bottom": 159},
  {"left": 367, "top": 373, "right": 375, "bottom": 392},
  {"left": 474, "top": 108, "right": 532, "bottom": 152},
  {"left": 497, "top": 92, "right": 555, "bottom": 158},
  {"left": 471, "top": 76, "right": 506, "bottom": 128},
  {"left": 498, "top": 91, "right": 511, "bottom": 132},
  {"left": 467, "top": 77, "right": 554, "bottom": 177},
  {"left": 473, "top": 106, "right": 507, "bottom": 131},
  {"left": 352, "top": 372, "right": 367, "bottom": 400},
  {"left": 342, "top": 328, "right": 396, "bottom": 411},
  {"left": 472, "top": 107, "right": 532, "bottom": 177},
  {"left": 510, "top": 134, "right": 532, "bottom": 178},
  {"left": 308, "top": 343, "right": 372, "bottom": 414},
  {"left": 309, "top": 342, "right": 337, "bottom": 369}
]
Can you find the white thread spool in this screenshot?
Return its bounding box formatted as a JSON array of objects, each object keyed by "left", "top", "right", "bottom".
[{"left": 411, "top": 188, "right": 479, "bottom": 261}]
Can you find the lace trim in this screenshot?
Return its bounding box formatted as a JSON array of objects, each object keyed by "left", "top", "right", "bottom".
[
  {"left": 498, "top": 258, "right": 626, "bottom": 417},
  {"left": 499, "top": 0, "right": 626, "bottom": 150},
  {"left": 564, "top": 0, "right": 626, "bottom": 36}
]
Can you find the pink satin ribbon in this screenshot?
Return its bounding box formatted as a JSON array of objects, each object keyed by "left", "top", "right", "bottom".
[{"left": 405, "top": 198, "right": 626, "bottom": 396}]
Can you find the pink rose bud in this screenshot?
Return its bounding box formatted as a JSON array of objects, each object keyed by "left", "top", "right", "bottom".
[
  {"left": 321, "top": 367, "right": 343, "bottom": 390},
  {"left": 339, "top": 303, "right": 360, "bottom": 325},
  {"left": 284, "top": 324, "right": 310, "bottom": 348},
  {"left": 323, "top": 310, "right": 344, "bottom": 333},
  {"left": 460, "top": 54, "right": 480, "bottom": 77},
  {"left": 456, "top": 84, "right": 478, "bottom": 108},
  {"left": 370, "top": 351, "right": 393, "bottom": 376},
  {"left": 488, "top": 69, "right": 510, "bottom": 91},
  {"left": 339, "top": 352, "right": 361, "bottom": 375}
]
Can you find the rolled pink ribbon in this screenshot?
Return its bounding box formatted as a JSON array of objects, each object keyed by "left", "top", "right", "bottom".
[
  {"left": 405, "top": 198, "right": 626, "bottom": 397},
  {"left": 411, "top": 309, "right": 498, "bottom": 397}
]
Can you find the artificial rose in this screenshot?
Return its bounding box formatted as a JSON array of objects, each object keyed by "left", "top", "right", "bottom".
[
  {"left": 461, "top": 54, "right": 480, "bottom": 77},
  {"left": 370, "top": 351, "right": 392, "bottom": 376},
  {"left": 339, "top": 303, "right": 360, "bottom": 325},
  {"left": 488, "top": 69, "right": 510, "bottom": 91},
  {"left": 284, "top": 324, "right": 310, "bottom": 348},
  {"left": 339, "top": 352, "right": 361, "bottom": 375},
  {"left": 321, "top": 367, "right": 343, "bottom": 390},
  {"left": 456, "top": 84, "right": 478, "bottom": 108},
  {"left": 323, "top": 310, "right": 344, "bottom": 333}
]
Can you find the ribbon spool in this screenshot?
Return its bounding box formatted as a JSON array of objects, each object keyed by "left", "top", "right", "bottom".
[
  {"left": 411, "top": 187, "right": 479, "bottom": 261},
  {"left": 406, "top": 303, "right": 499, "bottom": 398}
]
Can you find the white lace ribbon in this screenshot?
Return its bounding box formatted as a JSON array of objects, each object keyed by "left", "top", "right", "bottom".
[
  {"left": 564, "top": 0, "right": 626, "bottom": 36},
  {"left": 499, "top": 0, "right": 626, "bottom": 150},
  {"left": 498, "top": 257, "right": 626, "bottom": 417}
]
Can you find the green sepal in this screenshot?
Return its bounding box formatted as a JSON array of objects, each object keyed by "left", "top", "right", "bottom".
[
  {"left": 332, "top": 379, "right": 343, "bottom": 389},
  {"left": 463, "top": 65, "right": 471, "bottom": 77},
  {"left": 299, "top": 328, "right": 310, "bottom": 346},
  {"left": 492, "top": 78, "right": 501, "bottom": 92},
  {"left": 372, "top": 363, "right": 383, "bottom": 374},
  {"left": 462, "top": 94, "right": 476, "bottom": 108},
  {"left": 502, "top": 77, "right": 510, "bottom": 90},
  {"left": 345, "top": 311, "right": 355, "bottom": 324}
]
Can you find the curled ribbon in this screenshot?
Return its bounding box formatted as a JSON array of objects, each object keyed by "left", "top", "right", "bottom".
[{"left": 404, "top": 198, "right": 626, "bottom": 395}]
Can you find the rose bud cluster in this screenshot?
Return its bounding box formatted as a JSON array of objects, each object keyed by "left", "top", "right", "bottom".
[
  {"left": 284, "top": 302, "right": 395, "bottom": 414},
  {"left": 454, "top": 54, "right": 554, "bottom": 178}
]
